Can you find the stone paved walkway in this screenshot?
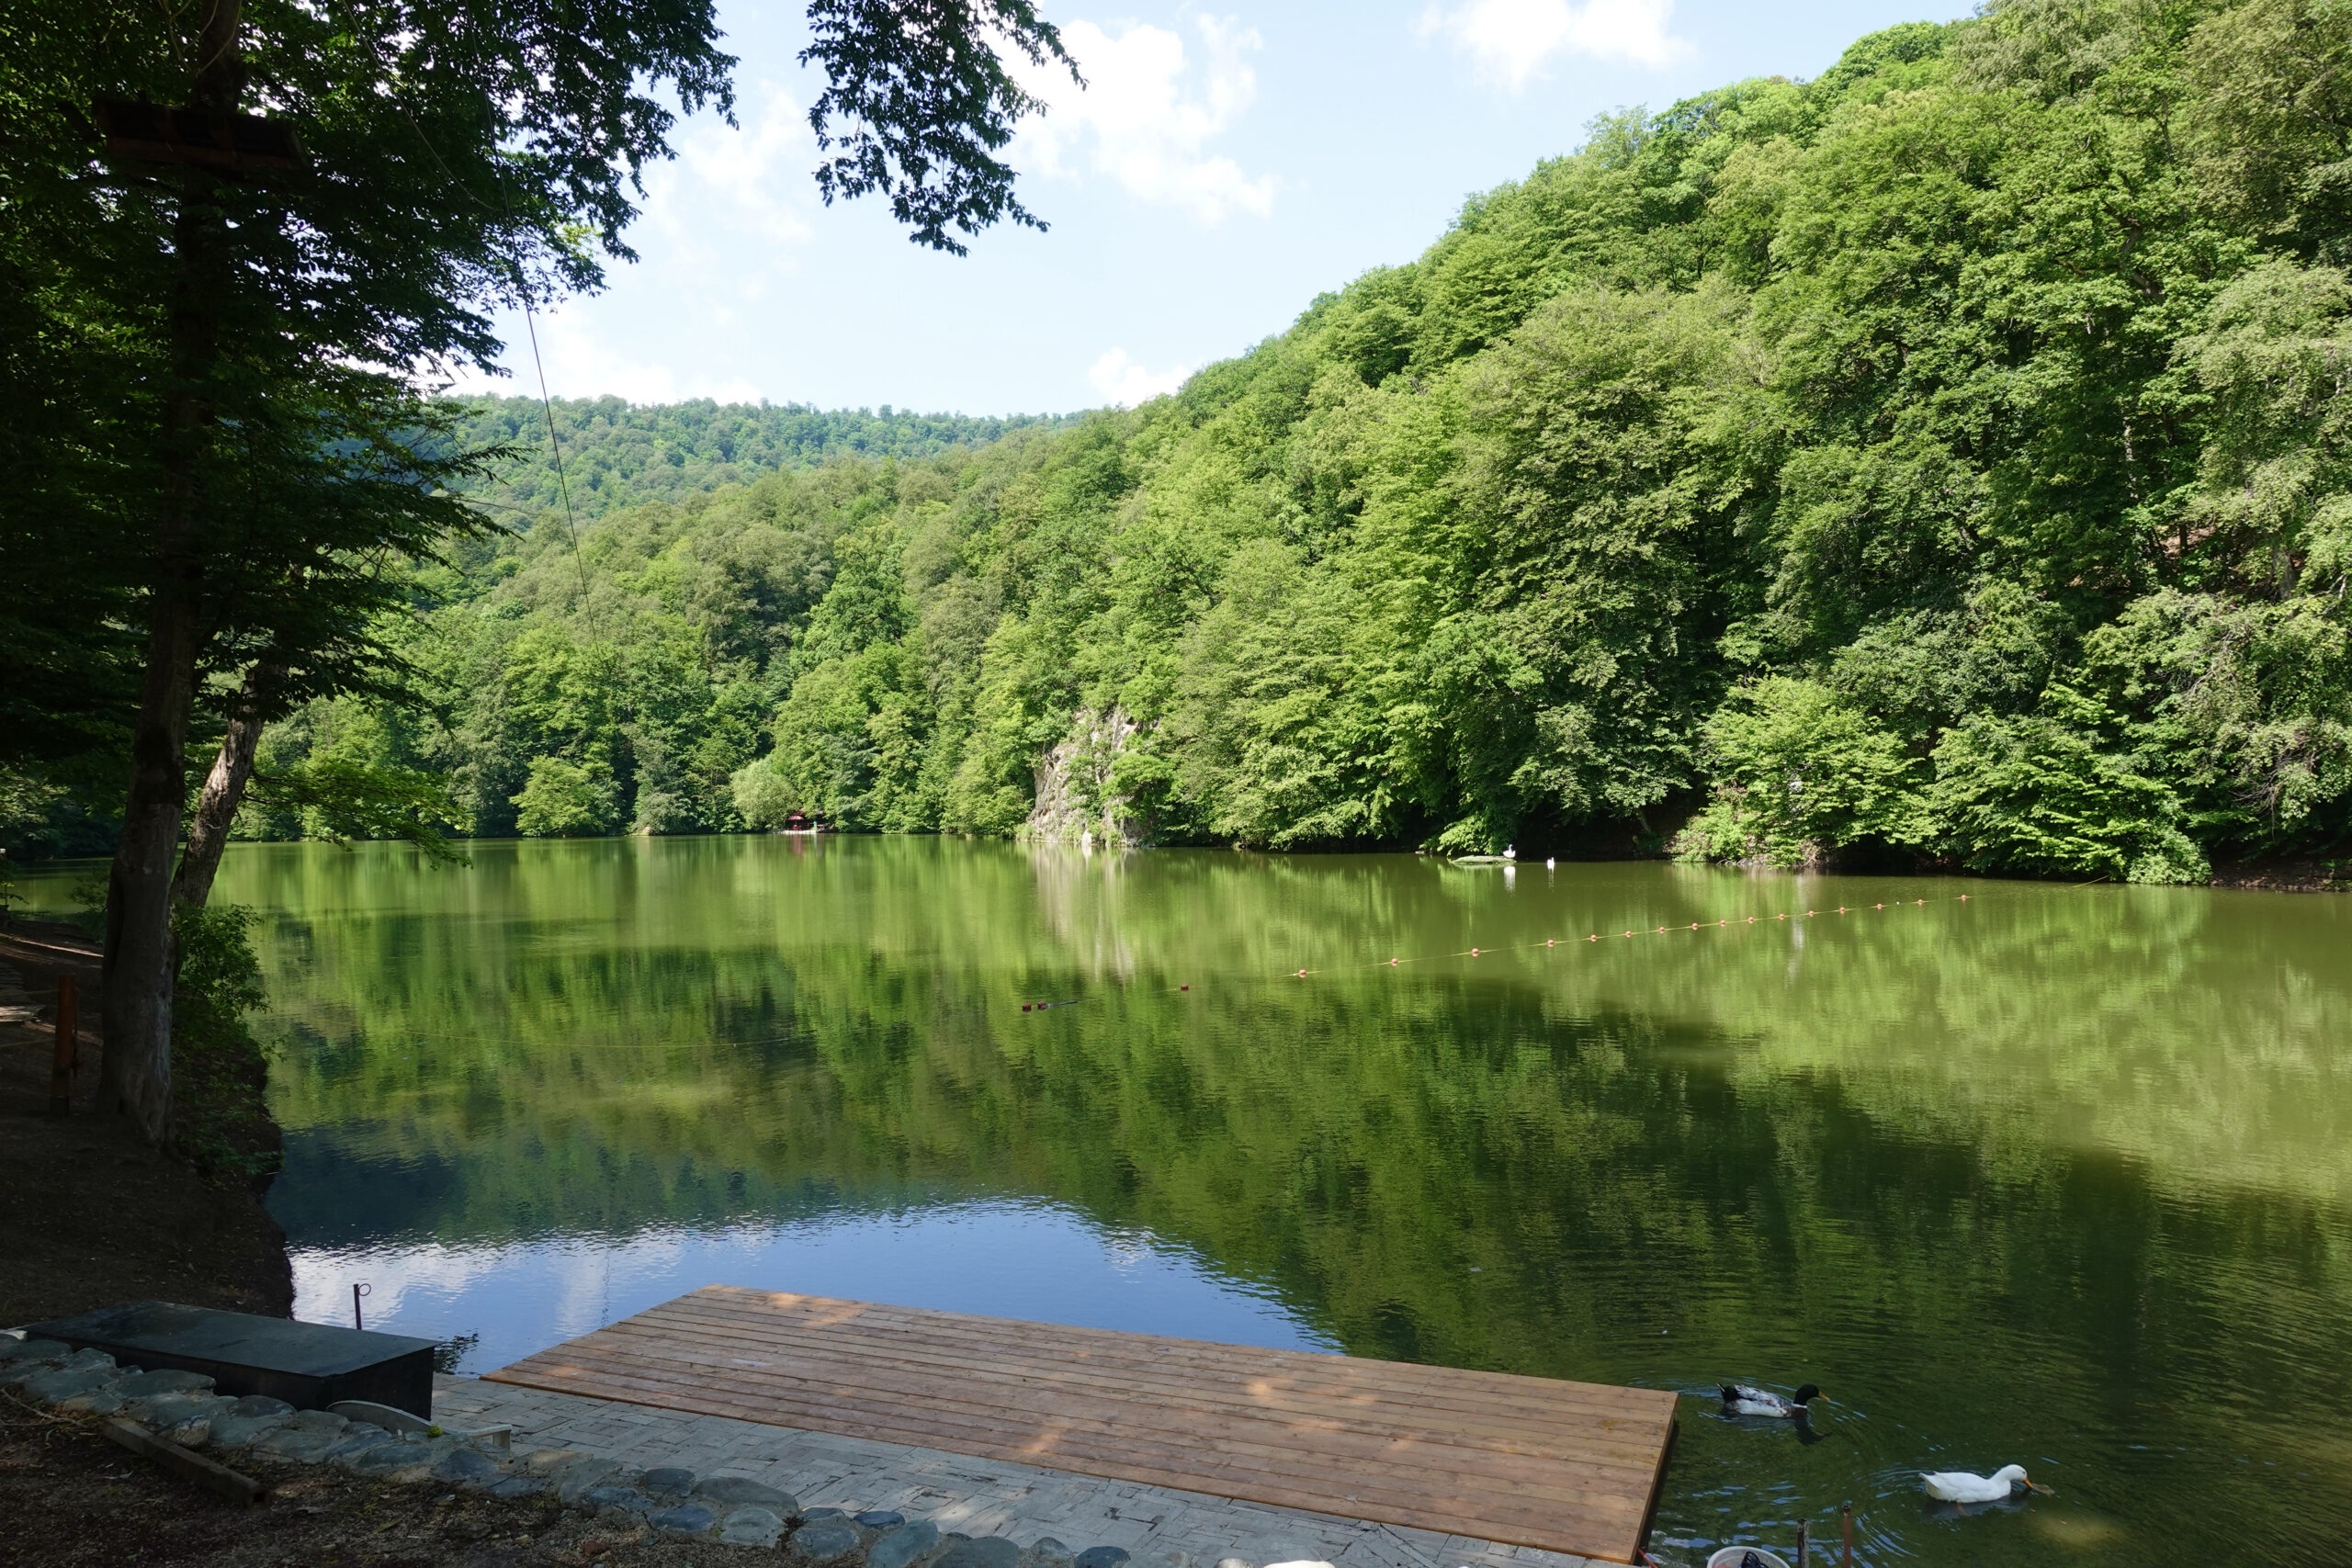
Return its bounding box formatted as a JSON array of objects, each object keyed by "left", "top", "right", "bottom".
[{"left": 435, "top": 1376, "right": 1602, "bottom": 1568}]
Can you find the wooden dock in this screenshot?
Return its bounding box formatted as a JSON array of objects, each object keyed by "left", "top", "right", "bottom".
[{"left": 486, "top": 1287, "right": 1678, "bottom": 1564}]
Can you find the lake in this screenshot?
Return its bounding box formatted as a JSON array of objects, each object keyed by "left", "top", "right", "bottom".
[{"left": 20, "top": 836, "right": 2351, "bottom": 1565}]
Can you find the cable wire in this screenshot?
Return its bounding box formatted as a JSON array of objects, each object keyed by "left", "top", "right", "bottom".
[{"left": 520, "top": 295, "right": 593, "bottom": 604}]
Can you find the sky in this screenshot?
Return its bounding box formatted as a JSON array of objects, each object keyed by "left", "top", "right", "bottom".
[{"left": 455, "top": 0, "right": 1974, "bottom": 417}]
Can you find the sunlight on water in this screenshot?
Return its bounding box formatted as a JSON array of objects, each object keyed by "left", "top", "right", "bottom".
[{"left": 18, "top": 835, "right": 2352, "bottom": 1567}]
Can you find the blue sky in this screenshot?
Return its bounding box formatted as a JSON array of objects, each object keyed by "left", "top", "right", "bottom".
[{"left": 456, "top": 0, "right": 1973, "bottom": 415}]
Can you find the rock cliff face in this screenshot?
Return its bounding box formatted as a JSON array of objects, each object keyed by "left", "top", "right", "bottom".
[{"left": 1025, "top": 708, "right": 1146, "bottom": 847}]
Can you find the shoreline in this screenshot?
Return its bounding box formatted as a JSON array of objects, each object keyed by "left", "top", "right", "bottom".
[
  {"left": 2204, "top": 857, "right": 2351, "bottom": 893},
  {"left": 9, "top": 839, "right": 2345, "bottom": 896}
]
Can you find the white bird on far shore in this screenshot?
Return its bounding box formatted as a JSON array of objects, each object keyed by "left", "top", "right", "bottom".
[{"left": 1921, "top": 1464, "right": 2052, "bottom": 1512}]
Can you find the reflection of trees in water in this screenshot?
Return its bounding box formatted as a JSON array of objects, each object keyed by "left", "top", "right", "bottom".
[
  {"left": 1024, "top": 843, "right": 1142, "bottom": 985},
  {"left": 243, "top": 835, "right": 2352, "bottom": 1246},
  {"left": 241, "top": 837, "right": 2352, "bottom": 1563}
]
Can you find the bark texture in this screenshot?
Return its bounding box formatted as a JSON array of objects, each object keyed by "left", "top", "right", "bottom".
[
  {"left": 171, "top": 662, "right": 277, "bottom": 912},
  {"left": 99, "top": 0, "right": 245, "bottom": 1141}
]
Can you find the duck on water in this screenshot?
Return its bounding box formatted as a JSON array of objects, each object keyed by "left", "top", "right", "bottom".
[
  {"left": 1921, "top": 1464, "right": 2053, "bottom": 1512},
  {"left": 1719, "top": 1382, "right": 1818, "bottom": 1418}
]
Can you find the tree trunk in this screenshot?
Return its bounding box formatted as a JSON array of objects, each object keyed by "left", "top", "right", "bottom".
[
  {"left": 102, "top": 592, "right": 202, "bottom": 1137},
  {"left": 98, "top": 0, "right": 245, "bottom": 1142},
  {"left": 172, "top": 662, "right": 278, "bottom": 912}
]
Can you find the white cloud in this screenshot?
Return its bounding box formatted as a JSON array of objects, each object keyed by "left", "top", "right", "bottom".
[
  {"left": 1089, "top": 347, "right": 1194, "bottom": 407},
  {"left": 435, "top": 81, "right": 819, "bottom": 405},
  {"left": 1012, "top": 17, "right": 1277, "bottom": 224},
  {"left": 1419, "top": 0, "right": 1685, "bottom": 85},
  {"left": 530, "top": 321, "right": 765, "bottom": 405},
  {"left": 440, "top": 310, "right": 764, "bottom": 406},
  {"left": 645, "top": 83, "right": 817, "bottom": 259}
]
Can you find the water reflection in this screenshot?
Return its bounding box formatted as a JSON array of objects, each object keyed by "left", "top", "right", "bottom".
[
  {"left": 288, "top": 1201, "right": 1337, "bottom": 1371},
  {"left": 19, "top": 837, "right": 2349, "bottom": 1567}
]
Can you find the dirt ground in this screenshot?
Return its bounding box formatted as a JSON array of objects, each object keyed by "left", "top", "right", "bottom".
[
  {"left": 0, "top": 917, "right": 291, "bottom": 1330},
  {"left": 0, "top": 1402, "right": 718, "bottom": 1568}
]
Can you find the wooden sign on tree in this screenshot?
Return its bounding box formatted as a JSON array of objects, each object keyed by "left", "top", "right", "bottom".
[{"left": 91, "top": 98, "right": 302, "bottom": 174}]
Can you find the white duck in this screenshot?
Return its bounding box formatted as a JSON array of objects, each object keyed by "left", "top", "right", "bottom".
[
  {"left": 1920, "top": 1464, "right": 2052, "bottom": 1512},
  {"left": 1720, "top": 1382, "right": 1819, "bottom": 1418}
]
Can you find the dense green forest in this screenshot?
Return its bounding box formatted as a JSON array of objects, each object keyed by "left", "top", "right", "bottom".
[
  {"left": 439, "top": 397, "right": 1076, "bottom": 521},
  {"left": 31, "top": 1, "right": 2352, "bottom": 883}
]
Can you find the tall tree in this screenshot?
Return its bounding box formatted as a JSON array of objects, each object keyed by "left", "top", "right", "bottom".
[{"left": 3, "top": 0, "right": 1076, "bottom": 1141}]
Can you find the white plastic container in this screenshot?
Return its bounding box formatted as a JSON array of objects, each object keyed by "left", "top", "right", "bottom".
[{"left": 1705, "top": 1548, "right": 1792, "bottom": 1568}]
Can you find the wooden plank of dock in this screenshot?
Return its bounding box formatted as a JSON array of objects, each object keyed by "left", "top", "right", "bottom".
[{"left": 486, "top": 1286, "right": 1678, "bottom": 1564}]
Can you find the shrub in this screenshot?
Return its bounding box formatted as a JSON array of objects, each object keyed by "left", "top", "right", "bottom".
[
  {"left": 170, "top": 903, "right": 278, "bottom": 1179},
  {"left": 730, "top": 758, "right": 796, "bottom": 829},
  {"left": 1927, "top": 687, "right": 2211, "bottom": 884},
  {"left": 511, "top": 756, "right": 619, "bottom": 837},
  {"left": 1676, "top": 678, "right": 1925, "bottom": 867}
]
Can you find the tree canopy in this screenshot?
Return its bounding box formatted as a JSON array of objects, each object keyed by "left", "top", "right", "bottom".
[
  {"left": 438, "top": 397, "right": 1078, "bottom": 521},
  {"left": 0, "top": 0, "right": 1088, "bottom": 1139},
  {"left": 17, "top": 0, "right": 2352, "bottom": 924},
  {"left": 235, "top": 0, "right": 2352, "bottom": 883}
]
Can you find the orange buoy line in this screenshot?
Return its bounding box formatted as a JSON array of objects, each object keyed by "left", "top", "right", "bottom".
[{"left": 1016, "top": 892, "right": 1979, "bottom": 1013}]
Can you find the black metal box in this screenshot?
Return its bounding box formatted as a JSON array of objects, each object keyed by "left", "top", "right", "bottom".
[{"left": 25, "top": 1301, "right": 437, "bottom": 1416}]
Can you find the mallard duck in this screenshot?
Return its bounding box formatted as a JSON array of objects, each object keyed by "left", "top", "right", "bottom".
[
  {"left": 1720, "top": 1382, "right": 1819, "bottom": 1417},
  {"left": 1920, "top": 1464, "right": 2052, "bottom": 1511}
]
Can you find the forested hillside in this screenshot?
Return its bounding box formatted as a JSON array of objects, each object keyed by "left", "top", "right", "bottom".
[
  {"left": 252, "top": 2, "right": 2352, "bottom": 881},
  {"left": 440, "top": 398, "right": 1076, "bottom": 520}
]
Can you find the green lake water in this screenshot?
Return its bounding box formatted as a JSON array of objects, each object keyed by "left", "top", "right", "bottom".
[{"left": 20, "top": 836, "right": 2352, "bottom": 1565}]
